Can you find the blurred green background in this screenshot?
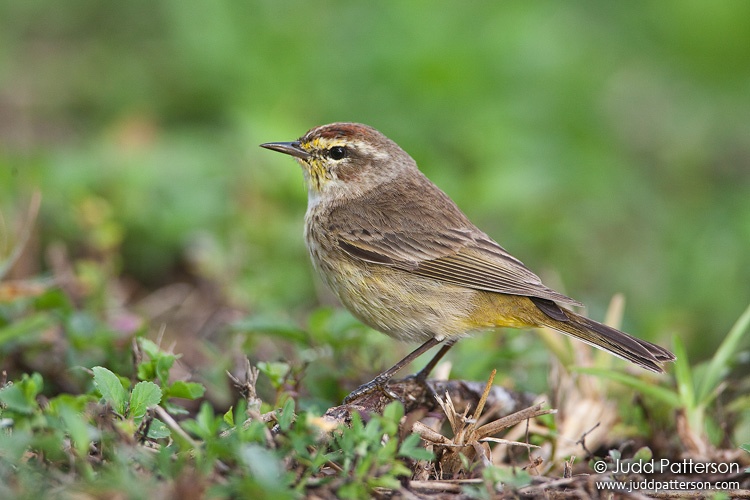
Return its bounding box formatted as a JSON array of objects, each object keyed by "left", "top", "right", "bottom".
[{"left": 2, "top": 0, "right": 749, "bottom": 371}]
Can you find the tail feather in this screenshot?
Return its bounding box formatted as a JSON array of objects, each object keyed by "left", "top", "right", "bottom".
[{"left": 530, "top": 297, "right": 675, "bottom": 373}]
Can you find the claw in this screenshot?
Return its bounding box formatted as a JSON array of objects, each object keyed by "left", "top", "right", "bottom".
[
  {"left": 405, "top": 373, "right": 439, "bottom": 401},
  {"left": 343, "top": 375, "right": 400, "bottom": 404},
  {"left": 340, "top": 338, "right": 449, "bottom": 405}
]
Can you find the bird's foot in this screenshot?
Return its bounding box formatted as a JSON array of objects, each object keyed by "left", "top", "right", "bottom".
[
  {"left": 404, "top": 369, "right": 439, "bottom": 402},
  {"left": 343, "top": 374, "right": 400, "bottom": 404}
]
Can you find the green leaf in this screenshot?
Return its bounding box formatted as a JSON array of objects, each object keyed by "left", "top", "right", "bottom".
[
  {"left": 633, "top": 446, "right": 653, "bottom": 462},
  {"left": 147, "top": 418, "right": 171, "bottom": 439},
  {"left": 0, "top": 428, "right": 33, "bottom": 464},
  {"left": 573, "top": 367, "right": 681, "bottom": 408},
  {"left": 167, "top": 381, "right": 206, "bottom": 400},
  {"left": 697, "top": 303, "right": 750, "bottom": 406},
  {"left": 672, "top": 336, "right": 695, "bottom": 410},
  {"left": 92, "top": 366, "right": 128, "bottom": 414},
  {"left": 164, "top": 401, "right": 190, "bottom": 416},
  {"left": 137, "top": 361, "right": 156, "bottom": 382},
  {"left": 20, "top": 372, "right": 44, "bottom": 401},
  {"left": 257, "top": 361, "right": 290, "bottom": 389},
  {"left": 33, "top": 288, "right": 73, "bottom": 312},
  {"left": 59, "top": 405, "right": 91, "bottom": 457},
  {"left": 383, "top": 401, "right": 404, "bottom": 423},
  {"left": 278, "top": 398, "right": 295, "bottom": 432},
  {"left": 223, "top": 406, "right": 234, "bottom": 426},
  {"left": 239, "top": 444, "right": 288, "bottom": 490},
  {"left": 138, "top": 338, "right": 162, "bottom": 359},
  {"left": 182, "top": 401, "right": 222, "bottom": 439},
  {"left": 47, "top": 393, "right": 95, "bottom": 415},
  {"left": 156, "top": 355, "right": 175, "bottom": 386},
  {"left": 136, "top": 338, "right": 179, "bottom": 384},
  {"left": 0, "top": 312, "right": 56, "bottom": 345},
  {"left": 398, "top": 433, "right": 433, "bottom": 461},
  {"left": 337, "top": 482, "right": 366, "bottom": 500},
  {"left": 371, "top": 475, "right": 402, "bottom": 489},
  {"left": 0, "top": 385, "right": 36, "bottom": 414},
  {"left": 129, "top": 381, "right": 163, "bottom": 418}
]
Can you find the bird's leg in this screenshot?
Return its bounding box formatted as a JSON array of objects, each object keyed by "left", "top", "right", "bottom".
[
  {"left": 343, "top": 337, "right": 441, "bottom": 404},
  {"left": 413, "top": 340, "right": 455, "bottom": 383},
  {"left": 409, "top": 340, "right": 456, "bottom": 400}
]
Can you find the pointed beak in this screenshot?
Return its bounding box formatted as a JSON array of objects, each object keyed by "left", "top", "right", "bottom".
[{"left": 259, "top": 141, "right": 311, "bottom": 159}]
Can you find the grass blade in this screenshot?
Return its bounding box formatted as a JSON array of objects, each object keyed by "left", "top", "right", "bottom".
[
  {"left": 672, "top": 336, "right": 695, "bottom": 411},
  {"left": 573, "top": 367, "right": 681, "bottom": 408},
  {"left": 0, "top": 192, "right": 41, "bottom": 280},
  {"left": 696, "top": 303, "right": 750, "bottom": 406}
]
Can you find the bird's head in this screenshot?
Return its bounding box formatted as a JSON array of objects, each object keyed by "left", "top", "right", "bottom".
[{"left": 261, "top": 122, "right": 416, "bottom": 203}]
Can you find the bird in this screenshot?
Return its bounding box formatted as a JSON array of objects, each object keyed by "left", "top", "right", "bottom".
[{"left": 260, "top": 122, "right": 674, "bottom": 402}]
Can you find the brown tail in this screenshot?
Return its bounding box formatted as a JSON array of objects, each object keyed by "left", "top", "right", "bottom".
[{"left": 530, "top": 297, "right": 675, "bottom": 373}]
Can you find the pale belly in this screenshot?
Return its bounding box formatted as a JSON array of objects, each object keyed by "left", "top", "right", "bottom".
[{"left": 307, "top": 244, "right": 480, "bottom": 342}]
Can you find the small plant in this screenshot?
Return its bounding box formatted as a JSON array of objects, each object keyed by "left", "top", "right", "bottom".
[
  {"left": 577, "top": 303, "right": 750, "bottom": 455},
  {"left": 328, "top": 402, "right": 432, "bottom": 498}
]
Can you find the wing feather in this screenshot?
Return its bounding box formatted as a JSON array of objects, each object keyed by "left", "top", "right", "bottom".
[
  {"left": 328, "top": 175, "right": 583, "bottom": 307},
  {"left": 337, "top": 231, "right": 582, "bottom": 307}
]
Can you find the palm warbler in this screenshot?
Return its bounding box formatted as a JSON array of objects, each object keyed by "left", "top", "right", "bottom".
[{"left": 261, "top": 122, "right": 674, "bottom": 401}]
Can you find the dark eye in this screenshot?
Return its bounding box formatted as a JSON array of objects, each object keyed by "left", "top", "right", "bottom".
[{"left": 328, "top": 146, "right": 347, "bottom": 160}]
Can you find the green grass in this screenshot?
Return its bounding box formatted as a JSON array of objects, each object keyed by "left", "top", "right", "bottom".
[{"left": 1, "top": 286, "right": 749, "bottom": 497}]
